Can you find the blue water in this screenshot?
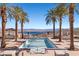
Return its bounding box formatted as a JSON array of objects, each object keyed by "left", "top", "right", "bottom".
[
  {"left": 19, "top": 38, "right": 56, "bottom": 49},
  {"left": 19, "top": 29, "right": 58, "bottom": 35},
  {"left": 23, "top": 32, "right": 47, "bottom": 35}
]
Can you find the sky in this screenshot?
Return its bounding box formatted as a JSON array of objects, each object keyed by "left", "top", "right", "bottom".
[{"left": 0, "top": 3, "right": 79, "bottom": 29}]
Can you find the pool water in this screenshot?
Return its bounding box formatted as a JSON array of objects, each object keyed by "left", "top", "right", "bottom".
[{"left": 19, "top": 38, "right": 56, "bottom": 49}]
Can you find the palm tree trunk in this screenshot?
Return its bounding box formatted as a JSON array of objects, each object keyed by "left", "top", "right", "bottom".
[
  {"left": 69, "top": 3, "right": 74, "bottom": 50},
  {"left": 53, "top": 21, "right": 55, "bottom": 38},
  {"left": 1, "top": 18, "right": 6, "bottom": 48},
  {"left": 21, "top": 20, "right": 24, "bottom": 39},
  {"left": 70, "top": 22, "right": 74, "bottom": 50},
  {"left": 59, "top": 17, "right": 62, "bottom": 42},
  {"left": 15, "top": 20, "right": 18, "bottom": 41},
  {"left": 1, "top": 6, "right": 6, "bottom": 48}
]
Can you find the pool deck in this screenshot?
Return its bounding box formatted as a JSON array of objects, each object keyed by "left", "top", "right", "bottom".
[
  {"left": 0, "top": 38, "right": 79, "bottom": 56},
  {"left": 48, "top": 37, "right": 79, "bottom": 56}
]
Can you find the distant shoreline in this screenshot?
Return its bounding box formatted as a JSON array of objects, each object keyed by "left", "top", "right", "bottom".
[{"left": 0, "top": 28, "right": 79, "bottom": 32}]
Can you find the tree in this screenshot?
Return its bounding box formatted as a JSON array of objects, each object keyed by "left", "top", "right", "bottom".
[
  {"left": 45, "top": 9, "right": 57, "bottom": 38},
  {"left": 9, "top": 6, "right": 22, "bottom": 41},
  {"left": 69, "top": 3, "right": 75, "bottom": 50},
  {"left": 20, "top": 10, "right": 29, "bottom": 39},
  {"left": 55, "top": 4, "right": 67, "bottom": 42},
  {"left": 0, "top": 4, "right": 7, "bottom": 48}
]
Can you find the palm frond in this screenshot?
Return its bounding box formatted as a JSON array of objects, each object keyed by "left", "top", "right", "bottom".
[
  {"left": 45, "top": 8, "right": 57, "bottom": 25},
  {"left": 45, "top": 15, "right": 52, "bottom": 25},
  {"left": 7, "top": 7, "right": 14, "bottom": 21}
]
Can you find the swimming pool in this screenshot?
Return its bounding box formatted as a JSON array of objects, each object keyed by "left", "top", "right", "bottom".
[{"left": 19, "top": 38, "right": 56, "bottom": 49}]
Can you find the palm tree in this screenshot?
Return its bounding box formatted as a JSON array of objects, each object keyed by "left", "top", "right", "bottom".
[
  {"left": 20, "top": 10, "right": 29, "bottom": 39},
  {"left": 0, "top": 4, "right": 7, "bottom": 48},
  {"left": 69, "top": 3, "right": 75, "bottom": 50},
  {"left": 45, "top": 9, "right": 57, "bottom": 38},
  {"left": 55, "top": 3, "right": 75, "bottom": 50},
  {"left": 55, "top": 4, "right": 67, "bottom": 42},
  {"left": 9, "top": 6, "right": 22, "bottom": 41}
]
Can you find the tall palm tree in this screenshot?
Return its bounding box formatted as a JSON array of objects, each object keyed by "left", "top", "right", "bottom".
[
  {"left": 0, "top": 4, "right": 7, "bottom": 48},
  {"left": 45, "top": 9, "right": 57, "bottom": 38},
  {"left": 20, "top": 10, "right": 29, "bottom": 39},
  {"left": 9, "top": 6, "right": 22, "bottom": 41},
  {"left": 69, "top": 3, "right": 75, "bottom": 50},
  {"left": 55, "top": 3, "right": 76, "bottom": 50},
  {"left": 55, "top": 4, "right": 67, "bottom": 42}
]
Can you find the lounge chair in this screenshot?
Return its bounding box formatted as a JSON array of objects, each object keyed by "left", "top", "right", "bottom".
[
  {"left": 74, "top": 43, "right": 79, "bottom": 49},
  {"left": 30, "top": 48, "right": 37, "bottom": 54},
  {"left": 36, "top": 48, "right": 45, "bottom": 54},
  {"left": 30, "top": 48, "right": 46, "bottom": 54},
  {"left": 54, "top": 50, "right": 69, "bottom": 56},
  {"left": 0, "top": 54, "right": 12, "bottom": 56}
]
